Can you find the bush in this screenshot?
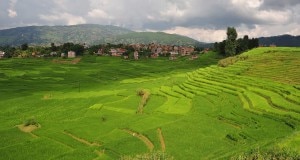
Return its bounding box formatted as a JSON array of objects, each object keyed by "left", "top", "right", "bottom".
[{"left": 24, "top": 118, "right": 38, "bottom": 127}]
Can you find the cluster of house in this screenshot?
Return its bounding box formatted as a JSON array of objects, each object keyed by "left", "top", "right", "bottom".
[
  {"left": 50, "top": 51, "right": 76, "bottom": 58},
  {"left": 96, "top": 43, "right": 197, "bottom": 60},
  {"left": 1, "top": 43, "right": 207, "bottom": 60}
]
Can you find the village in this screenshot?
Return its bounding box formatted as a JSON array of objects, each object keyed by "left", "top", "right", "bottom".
[
  {"left": 0, "top": 43, "right": 209, "bottom": 60},
  {"left": 96, "top": 43, "right": 204, "bottom": 60}
]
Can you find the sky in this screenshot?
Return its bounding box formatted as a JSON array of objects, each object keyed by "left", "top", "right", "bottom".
[{"left": 0, "top": 0, "right": 299, "bottom": 42}]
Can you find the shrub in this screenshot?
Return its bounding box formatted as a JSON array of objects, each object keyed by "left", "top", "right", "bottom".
[{"left": 24, "top": 118, "right": 38, "bottom": 127}]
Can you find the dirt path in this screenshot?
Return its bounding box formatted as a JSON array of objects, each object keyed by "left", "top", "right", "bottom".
[
  {"left": 29, "top": 132, "right": 39, "bottom": 138},
  {"left": 157, "top": 128, "right": 166, "bottom": 152},
  {"left": 63, "top": 131, "right": 101, "bottom": 147},
  {"left": 122, "top": 129, "right": 154, "bottom": 151},
  {"left": 52, "top": 58, "right": 81, "bottom": 64}
]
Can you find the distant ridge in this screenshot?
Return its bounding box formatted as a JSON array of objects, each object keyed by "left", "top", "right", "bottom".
[
  {"left": 259, "top": 34, "right": 300, "bottom": 47},
  {"left": 0, "top": 24, "right": 133, "bottom": 46},
  {"left": 114, "top": 32, "right": 202, "bottom": 46},
  {"left": 0, "top": 24, "right": 207, "bottom": 47}
]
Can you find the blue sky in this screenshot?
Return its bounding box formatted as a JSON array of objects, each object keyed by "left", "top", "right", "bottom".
[{"left": 0, "top": 0, "right": 299, "bottom": 42}]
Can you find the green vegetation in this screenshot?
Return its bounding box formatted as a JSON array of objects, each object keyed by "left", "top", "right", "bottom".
[
  {"left": 24, "top": 118, "right": 39, "bottom": 127},
  {"left": 0, "top": 47, "right": 299, "bottom": 159},
  {"left": 232, "top": 148, "right": 300, "bottom": 160},
  {"left": 0, "top": 24, "right": 205, "bottom": 47},
  {"left": 225, "top": 27, "right": 238, "bottom": 56},
  {"left": 214, "top": 27, "right": 259, "bottom": 56},
  {"left": 121, "top": 151, "right": 174, "bottom": 160},
  {"left": 115, "top": 32, "right": 202, "bottom": 46},
  {"left": 259, "top": 35, "right": 300, "bottom": 47},
  {"left": 0, "top": 24, "right": 133, "bottom": 46}
]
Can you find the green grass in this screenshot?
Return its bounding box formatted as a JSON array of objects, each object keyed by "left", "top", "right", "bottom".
[{"left": 0, "top": 48, "right": 299, "bottom": 159}]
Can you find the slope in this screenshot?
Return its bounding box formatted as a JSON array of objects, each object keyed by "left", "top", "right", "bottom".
[
  {"left": 0, "top": 24, "right": 205, "bottom": 46},
  {"left": 0, "top": 24, "right": 133, "bottom": 46}
]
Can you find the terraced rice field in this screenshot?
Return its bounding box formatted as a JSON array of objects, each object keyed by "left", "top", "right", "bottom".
[{"left": 0, "top": 48, "right": 299, "bottom": 159}]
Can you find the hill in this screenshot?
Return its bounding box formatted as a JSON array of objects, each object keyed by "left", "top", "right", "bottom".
[
  {"left": 0, "top": 24, "right": 205, "bottom": 47},
  {"left": 259, "top": 34, "right": 300, "bottom": 47},
  {"left": 0, "top": 24, "right": 133, "bottom": 46},
  {"left": 114, "top": 32, "right": 205, "bottom": 46}
]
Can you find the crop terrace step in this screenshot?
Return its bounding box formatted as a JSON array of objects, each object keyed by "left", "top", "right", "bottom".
[
  {"left": 181, "top": 83, "right": 213, "bottom": 96},
  {"left": 172, "top": 85, "right": 194, "bottom": 98},
  {"left": 159, "top": 86, "right": 184, "bottom": 98},
  {"left": 184, "top": 81, "right": 220, "bottom": 95}
]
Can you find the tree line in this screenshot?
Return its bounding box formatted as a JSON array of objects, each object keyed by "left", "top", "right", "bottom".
[{"left": 214, "top": 27, "right": 259, "bottom": 56}]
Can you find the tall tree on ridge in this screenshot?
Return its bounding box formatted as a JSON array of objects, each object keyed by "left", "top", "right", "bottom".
[{"left": 225, "top": 27, "right": 238, "bottom": 56}]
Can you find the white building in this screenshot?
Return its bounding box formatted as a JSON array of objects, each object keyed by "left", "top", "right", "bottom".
[
  {"left": 68, "top": 51, "right": 76, "bottom": 58},
  {"left": 0, "top": 51, "right": 5, "bottom": 58}
]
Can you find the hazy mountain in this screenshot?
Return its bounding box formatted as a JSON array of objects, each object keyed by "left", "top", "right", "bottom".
[
  {"left": 259, "top": 34, "right": 300, "bottom": 47},
  {"left": 114, "top": 32, "right": 202, "bottom": 46},
  {"left": 0, "top": 24, "right": 133, "bottom": 46},
  {"left": 0, "top": 24, "right": 206, "bottom": 47}
]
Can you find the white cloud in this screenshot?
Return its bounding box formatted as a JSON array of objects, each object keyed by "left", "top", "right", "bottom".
[
  {"left": 8, "top": 9, "right": 17, "bottom": 18},
  {"left": 162, "top": 27, "right": 226, "bottom": 42},
  {"left": 160, "top": 5, "right": 185, "bottom": 19},
  {"left": 88, "top": 9, "right": 112, "bottom": 19},
  {"left": 231, "top": 0, "right": 263, "bottom": 8},
  {"left": 255, "top": 10, "right": 291, "bottom": 24},
  {"left": 40, "top": 13, "right": 86, "bottom": 25},
  {"left": 7, "top": 0, "right": 18, "bottom": 18}
]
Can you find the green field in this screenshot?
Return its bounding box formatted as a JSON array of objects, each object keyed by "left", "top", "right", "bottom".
[{"left": 0, "top": 48, "right": 299, "bottom": 159}]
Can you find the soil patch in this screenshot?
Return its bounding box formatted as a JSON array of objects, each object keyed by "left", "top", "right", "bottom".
[
  {"left": 17, "top": 124, "right": 40, "bottom": 138},
  {"left": 122, "top": 129, "right": 154, "bottom": 151},
  {"left": 157, "top": 128, "right": 166, "bottom": 152},
  {"left": 17, "top": 124, "right": 40, "bottom": 133},
  {"left": 63, "top": 131, "right": 101, "bottom": 147},
  {"left": 52, "top": 58, "right": 81, "bottom": 64}
]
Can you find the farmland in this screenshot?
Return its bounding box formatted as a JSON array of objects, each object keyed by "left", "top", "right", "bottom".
[{"left": 0, "top": 47, "right": 299, "bottom": 159}]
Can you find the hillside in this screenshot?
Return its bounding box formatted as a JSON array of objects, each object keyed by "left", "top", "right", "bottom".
[
  {"left": 0, "top": 24, "right": 133, "bottom": 46},
  {"left": 259, "top": 34, "right": 300, "bottom": 47},
  {"left": 0, "top": 24, "right": 205, "bottom": 47},
  {"left": 114, "top": 32, "right": 204, "bottom": 46},
  {"left": 0, "top": 48, "right": 299, "bottom": 159}
]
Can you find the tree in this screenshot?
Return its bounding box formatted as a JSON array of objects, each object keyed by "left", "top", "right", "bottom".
[
  {"left": 214, "top": 40, "right": 226, "bottom": 56},
  {"left": 71, "top": 44, "right": 84, "bottom": 56},
  {"left": 236, "top": 35, "right": 249, "bottom": 54},
  {"left": 21, "top": 43, "right": 28, "bottom": 51},
  {"left": 225, "top": 27, "right": 238, "bottom": 56},
  {"left": 50, "top": 43, "right": 57, "bottom": 52},
  {"left": 243, "top": 35, "right": 249, "bottom": 51},
  {"left": 248, "top": 38, "right": 259, "bottom": 49}
]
